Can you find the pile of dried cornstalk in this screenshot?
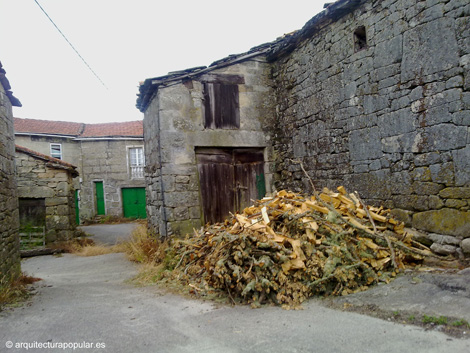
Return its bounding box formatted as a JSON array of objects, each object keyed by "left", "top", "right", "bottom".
[{"left": 167, "top": 186, "right": 432, "bottom": 308}]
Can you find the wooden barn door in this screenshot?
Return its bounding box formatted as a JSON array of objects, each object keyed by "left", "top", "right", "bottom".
[{"left": 196, "top": 148, "right": 265, "bottom": 224}]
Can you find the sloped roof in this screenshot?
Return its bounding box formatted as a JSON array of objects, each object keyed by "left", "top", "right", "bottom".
[
  {"left": 266, "top": 0, "right": 367, "bottom": 60},
  {"left": 80, "top": 120, "right": 143, "bottom": 138},
  {"left": 14, "top": 117, "right": 84, "bottom": 136},
  {"left": 136, "top": 42, "right": 276, "bottom": 113},
  {"left": 14, "top": 118, "right": 143, "bottom": 138},
  {"left": 15, "top": 145, "right": 79, "bottom": 177}
]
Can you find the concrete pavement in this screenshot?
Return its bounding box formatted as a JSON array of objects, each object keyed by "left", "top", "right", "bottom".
[
  {"left": 1, "top": 223, "right": 469, "bottom": 352},
  {"left": 78, "top": 223, "right": 139, "bottom": 245},
  {"left": 0, "top": 252, "right": 468, "bottom": 353}
]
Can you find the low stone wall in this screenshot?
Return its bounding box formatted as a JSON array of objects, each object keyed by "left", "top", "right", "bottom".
[
  {"left": 269, "top": 0, "right": 470, "bottom": 256},
  {"left": 0, "top": 63, "right": 20, "bottom": 284}
]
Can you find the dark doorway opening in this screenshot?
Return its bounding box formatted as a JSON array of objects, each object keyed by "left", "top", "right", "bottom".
[{"left": 18, "top": 198, "right": 46, "bottom": 227}]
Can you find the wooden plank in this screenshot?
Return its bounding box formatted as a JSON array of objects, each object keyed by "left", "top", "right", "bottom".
[
  {"left": 21, "top": 248, "right": 62, "bottom": 258},
  {"left": 203, "top": 83, "right": 240, "bottom": 129}
]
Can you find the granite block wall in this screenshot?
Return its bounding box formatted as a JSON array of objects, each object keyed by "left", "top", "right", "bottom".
[
  {"left": 143, "top": 59, "right": 275, "bottom": 236},
  {"left": 270, "top": 0, "right": 470, "bottom": 255},
  {"left": 79, "top": 139, "right": 146, "bottom": 220},
  {"left": 15, "top": 150, "right": 77, "bottom": 242},
  {"left": 0, "top": 66, "right": 20, "bottom": 284}
]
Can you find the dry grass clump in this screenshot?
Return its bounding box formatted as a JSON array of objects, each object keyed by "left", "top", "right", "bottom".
[
  {"left": 53, "top": 237, "right": 127, "bottom": 257},
  {"left": 124, "top": 225, "right": 178, "bottom": 285},
  {"left": 125, "top": 225, "right": 163, "bottom": 263},
  {"left": 0, "top": 274, "right": 41, "bottom": 310}
]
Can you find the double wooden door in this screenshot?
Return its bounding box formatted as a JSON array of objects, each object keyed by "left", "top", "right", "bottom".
[{"left": 196, "top": 148, "right": 266, "bottom": 224}]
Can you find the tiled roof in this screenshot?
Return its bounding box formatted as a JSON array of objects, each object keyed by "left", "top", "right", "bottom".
[
  {"left": 14, "top": 117, "right": 84, "bottom": 136},
  {"left": 80, "top": 120, "right": 143, "bottom": 138},
  {"left": 15, "top": 145, "right": 79, "bottom": 177},
  {"left": 14, "top": 118, "right": 143, "bottom": 138}
]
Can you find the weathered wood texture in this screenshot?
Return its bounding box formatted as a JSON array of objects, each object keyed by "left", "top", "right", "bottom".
[
  {"left": 196, "top": 149, "right": 265, "bottom": 224},
  {"left": 203, "top": 83, "right": 240, "bottom": 129}
]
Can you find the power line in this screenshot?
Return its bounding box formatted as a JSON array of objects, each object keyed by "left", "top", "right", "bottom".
[{"left": 33, "top": 0, "right": 108, "bottom": 89}]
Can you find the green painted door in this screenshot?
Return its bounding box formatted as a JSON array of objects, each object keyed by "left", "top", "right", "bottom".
[
  {"left": 122, "top": 187, "right": 147, "bottom": 219},
  {"left": 95, "top": 181, "right": 105, "bottom": 215},
  {"left": 75, "top": 190, "right": 80, "bottom": 225}
]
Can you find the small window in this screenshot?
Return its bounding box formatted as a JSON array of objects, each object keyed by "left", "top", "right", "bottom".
[
  {"left": 203, "top": 82, "right": 240, "bottom": 129},
  {"left": 50, "top": 143, "right": 62, "bottom": 160},
  {"left": 129, "top": 147, "right": 144, "bottom": 179},
  {"left": 354, "top": 26, "right": 367, "bottom": 52}
]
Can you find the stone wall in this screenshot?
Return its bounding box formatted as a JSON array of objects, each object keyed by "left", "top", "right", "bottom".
[
  {"left": 144, "top": 59, "right": 275, "bottom": 236},
  {"left": 79, "top": 139, "right": 145, "bottom": 220},
  {"left": 269, "top": 0, "right": 470, "bottom": 255},
  {"left": 14, "top": 135, "right": 146, "bottom": 222},
  {"left": 0, "top": 65, "right": 20, "bottom": 284},
  {"left": 14, "top": 135, "right": 82, "bottom": 173},
  {"left": 16, "top": 149, "right": 78, "bottom": 242}
]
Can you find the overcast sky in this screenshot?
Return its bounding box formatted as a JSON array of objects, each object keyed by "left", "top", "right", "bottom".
[{"left": 1, "top": 0, "right": 325, "bottom": 124}]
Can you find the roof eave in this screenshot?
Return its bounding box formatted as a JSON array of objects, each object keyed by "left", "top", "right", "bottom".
[
  {"left": 73, "top": 136, "right": 143, "bottom": 141},
  {"left": 15, "top": 145, "right": 79, "bottom": 176},
  {"left": 15, "top": 132, "right": 78, "bottom": 139}
]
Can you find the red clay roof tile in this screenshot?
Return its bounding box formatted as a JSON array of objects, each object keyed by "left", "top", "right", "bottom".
[
  {"left": 15, "top": 145, "right": 79, "bottom": 176},
  {"left": 14, "top": 118, "right": 83, "bottom": 136},
  {"left": 80, "top": 121, "right": 143, "bottom": 137},
  {"left": 14, "top": 118, "right": 143, "bottom": 138}
]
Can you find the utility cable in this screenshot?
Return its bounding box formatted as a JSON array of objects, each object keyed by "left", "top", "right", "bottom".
[{"left": 33, "top": 0, "right": 108, "bottom": 89}]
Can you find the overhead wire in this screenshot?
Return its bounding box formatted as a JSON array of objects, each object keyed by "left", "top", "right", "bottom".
[{"left": 33, "top": 0, "right": 108, "bottom": 89}]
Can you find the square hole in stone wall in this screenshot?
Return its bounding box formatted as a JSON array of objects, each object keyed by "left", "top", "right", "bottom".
[{"left": 354, "top": 26, "right": 367, "bottom": 52}]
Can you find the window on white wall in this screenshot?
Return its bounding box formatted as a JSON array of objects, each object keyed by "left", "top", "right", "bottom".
[
  {"left": 50, "top": 144, "right": 62, "bottom": 160},
  {"left": 129, "top": 147, "right": 144, "bottom": 179}
]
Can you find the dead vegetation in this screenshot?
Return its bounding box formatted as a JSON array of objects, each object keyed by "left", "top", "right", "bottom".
[
  {"left": 129, "top": 186, "right": 437, "bottom": 309},
  {"left": 0, "top": 274, "right": 41, "bottom": 311},
  {"left": 52, "top": 237, "right": 127, "bottom": 256}
]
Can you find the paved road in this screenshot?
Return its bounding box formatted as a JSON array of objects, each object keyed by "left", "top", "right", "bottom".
[
  {"left": 78, "top": 223, "right": 140, "bottom": 245},
  {"left": 1, "top": 224, "right": 469, "bottom": 353}
]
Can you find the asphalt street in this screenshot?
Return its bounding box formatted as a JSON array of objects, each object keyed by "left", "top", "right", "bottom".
[{"left": 0, "top": 224, "right": 469, "bottom": 353}]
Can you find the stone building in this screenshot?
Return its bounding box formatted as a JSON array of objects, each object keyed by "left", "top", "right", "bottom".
[
  {"left": 138, "top": 0, "right": 470, "bottom": 255},
  {"left": 14, "top": 118, "right": 146, "bottom": 222},
  {"left": 15, "top": 145, "right": 79, "bottom": 242},
  {"left": 137, "top": 48, "right": 276, "bottom": 236},
  {"left": 0, "top": 61, "right": 21, "bottom": 284}
]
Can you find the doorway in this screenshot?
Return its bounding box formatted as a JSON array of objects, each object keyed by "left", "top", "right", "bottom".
[
  {"left": 122, "top": 187, "right": 147, "bottom": 219},
  {"left": 196, "top": 148, "right": 265, "bottom": 224},
  {"left": 94, "top": 181, "right": 105, "bottom": 215}
]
